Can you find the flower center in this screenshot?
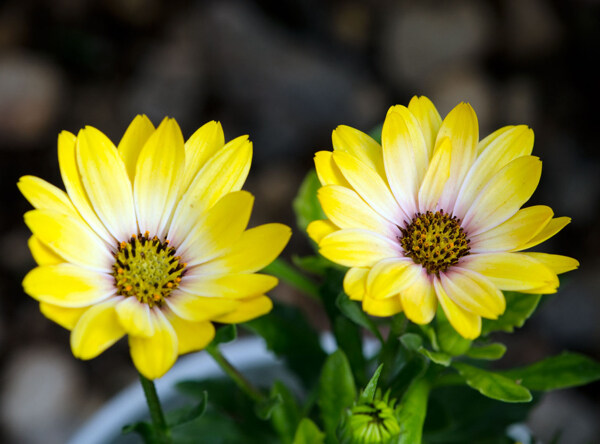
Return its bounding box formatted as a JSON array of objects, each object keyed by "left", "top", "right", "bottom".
[
  {"left": 112, "top": 232, "right": 186, "bottom": 308},
  {"left": 399, "top": 210, "right": 470, "bottom": 275}
]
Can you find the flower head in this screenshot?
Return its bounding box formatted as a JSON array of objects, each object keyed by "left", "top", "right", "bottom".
[
  {"left": 309, "top": 96, "right": 578, "bottom": 339},
  {"left": 20, "top": 116, "right": 291, "bottom": 379}
]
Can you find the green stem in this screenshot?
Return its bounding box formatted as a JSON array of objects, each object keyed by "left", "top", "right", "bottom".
[
  {"left": 262, "top": 258, "right": 320, "bottom": 299},
  {"left": 207, "top": 346, "right": 265, "bottom": 403},
  {"left": 379, "top": 314, "right": 407, "bottom": 382},
  {"left": 139, "top": 373, "right": 171, "bottom": 443}
]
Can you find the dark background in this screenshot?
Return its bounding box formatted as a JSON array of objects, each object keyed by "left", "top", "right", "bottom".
[{"left": 1, "top": 0, "right": 599, "bottom": 442}]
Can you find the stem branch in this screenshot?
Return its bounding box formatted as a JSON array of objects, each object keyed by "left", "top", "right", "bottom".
[
  {"left": 207, "top": 346, "right": 265, "bottom": 403},
  {"left": 262, "top": 258, "right": 320, "bottom": 299},
  {"left": 139, "top": 373, "right": 171, "bottom": 443}
]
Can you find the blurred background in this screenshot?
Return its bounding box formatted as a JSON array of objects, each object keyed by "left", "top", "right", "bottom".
[{"left": 1, "top": 0, "right": 599, "bottom": 442}]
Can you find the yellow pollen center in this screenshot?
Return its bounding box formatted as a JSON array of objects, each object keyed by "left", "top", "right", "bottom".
[
  {"left": 112, "top": 232, "right": 186, "bottom": 308},
  {"left": 399, "top": 210, "right": 470, "bottom": 275}
]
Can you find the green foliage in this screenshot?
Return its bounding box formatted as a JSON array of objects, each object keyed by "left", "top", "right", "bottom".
[
  {"left": 452, "top": 362, "right": 532, "bottom": 403},
  {"left": 481, "top": 291, "right": 542, "bottom": 335},
  {"left": 436, "top": 309, "right": 472, "bottom": 356},
  {"left": 358, "top": 364, "right": 384, "bottom": 403},
  {"left": 396, "top": 379, "right": 430, "bottom": 444},
  {"left": 466, "top": 343, "right": 507, "bottom": 361},
  {"left": 336, "top": 292, "right": 383, "bottom": 343},
  {"left": 122, "top": 421, "right": 159, "bottom": 444},
  {"left": 293, "top": 418, "right": 326, "bottom": 444},
  {"left": 270, "top": 381, "right": 302, "bottom": 444},
  {"left": 502, "top": 351, "right": 600, "bottom": 391},
  {"left": 318, "top": 350, "right": 357, "bottom": 443},
  {"left": 244, "top": 303, "right": 327, "bottom": 388},
  {"left": 293, "top": 169, "right": 325, "bottom": 233},
  {"left": 208, "top": 324, "right": 237, "bottom": 349}
]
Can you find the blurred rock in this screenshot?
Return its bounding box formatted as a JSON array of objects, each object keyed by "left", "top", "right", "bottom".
[
  {"left": 501, "top": 77, "right": 538, "bottom": 126},
  {"left": 0, "top": 229, "right": 35, "bottom": 274},
  {"left": 331, "top": 2, "right": 372, "bottom": 49},
  {"left": 123, "top": 15, "right": 206, "bottom": 132},
  {"left": 195, "top": 0, "right": 385, "bottom": 162},
  {"left": 427, "top": 65, "right": 495, "bottom": 131},
  {"left": 528, "top": 390, "right": 600, "bottom": 443},
  {"left": 502, "top": 0, "right": 563, "bottom": 59},
  {"left": 378, "top": 2, "right": 493, "bottom": 90},
  {"left": 0, "top": 54, "right": 64, "bottom": 147},
  {"left": 1, "top": 346, "right": 86, "bottom": 444}
]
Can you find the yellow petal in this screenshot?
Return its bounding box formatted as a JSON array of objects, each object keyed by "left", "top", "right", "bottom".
[
  {"left": 173, "top": 191, "right": 254, "bottom": 264},
  {"left": 166, "top": 291, "right": 240, "bottom": 322},
  {"left": 134, "top": 118, "right": 185, "bottom": 237},
  {"left": 381, "top": 106, "right": 428, "bottom": 216},
  {"left": 366, "top": 258, "right": 419, "bottom": 299},
  {"left": 461, "top": 252, "right": 559, "bottom": 293},
  {"left": 307, "top": 219, "right": 338, "bottom": 244},
  {"left": 332, "top": 125, "right": 385, "bottom": 178},
  {"left": 180, "top": 121, "right": 225, "bottom": 196},
  {"left": 129, "top": 309, "right": 178, "bottom": 379},
  {"left": 40, "top": 302, "right": 88, "bottom": 330},
  {"left": 343, "top": 267, "right": 369, "bottom": 301},
  {"left": 318, "top": 185, "right": 398, "bottom": 237},
  {"left": 399, "top": 268, "right": 437, "bottom": 324},
  {"left": 319, "top": 228, "right": 401, "bottom": 268},
  {"left": 463, "top": 156, "right": 542, "bottom": 236},
  {"left": 167, "top": 314, "right": 215, "bottom": 355},
  {"left": 362, "top": 295, "right": 403, "bottom": 317},
  {"left": 179, "top": 273, "right": 278, "bottom": 299},
  {"left": 214, "top": 295, "right": 273, "bottom": 323},
  {"left": 23, "top": 264, "right": 115, "bottom": 307},
  {"left": 24, "top": 209, "right": 113, "bottom": 270},
  {"left": 314, "top": 151, "right": 351, "bottom": 187},
  {"left": 435, "top": 102, "right": 479, "bottom": 213},
  {"left": 28, "top": 236, "right": 63, "bottom": 266},
  {"left": 168, "top": 138, "right": 252, "bottom": 242},
  {"left": 200, "top": 223, "right": 291, "bottom": 274},
  {"left": 434, "top": 277, "right": 481, "bottom": 339},
  {"left": 521, "top": 253, "right": 579, "bottom": 275},
  {"left": 454, "top": 125, "right": 534, "bottom": 219},
  {"left": 517, "top": 217, "right": 571, "bottom": 250},
  {"left": 441, "top": 268, "right": 505, "bottom": 319},
  {"left": 58, "top": 130, "right": 114, "bottom": 244},
  {"left": 332, "top": 150, "right": 406, "bottom": 224},
  {"left": 417, "top": 137, "right": 451, "bottom": 212},
  {"left": 18, "top": 175, "right": 77, "bottom": 215},
  {"left": 187, "top": 135, "right": 252, "bottom": 211},
  {"left": 469, "top": 206, "right": 553, "bottom": 253},
  {"left": 117, "top": 115, "right": 156, "bottom": 182},
  {"left": 116, "top": 297, "right": 155, "bottom": 337},
  {"left": 76, "top": 126, "right": 137, "bottom": 241},
  {"left": 476, "top": 125, "right": 516, "bottom": 156},
  {"left": 71, "top": 298, "right": 125, "bottom": 360},
  {"left": 407, "top": 96, "right": 442, "bottom": 158}
]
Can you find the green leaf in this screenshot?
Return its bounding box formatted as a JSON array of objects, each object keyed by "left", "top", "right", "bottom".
[
  {"left": 453, "top": 362, "right": 532, "bottom": 403},
  {"left": 397, "top": 379, "right": 430, "bottom": 444},
  {"left": 359, "top": 364, "right": 384, "bottom": 403},
  {"left": 121, "top": 421, "right": 158, "bottom": 444},
  {"left": 418, "top": 324, "right": 440, "bottom": 351},
  {"left": 262, "top": 258, "right": 320, "bottom": 299},
  {"left": 436, "top": 309, "right": 472, "bottom": 356},
  {"left": 169, "top": 392, "right": 208, "bottom": 427},
  {"left": 293, "top": 169, "right": 325, "bottom": 234},
  {"left": 466, "top": 343, "right": 507, "bottom": 360},
  {"left": 503, "top": 352, "right": 600, "bottom": 391},
  {"left": 418, "top": 348, "right": 452, "bottom": 367},
  {"left": 256, "top": 393, "right": 283, "bottom": 420},
  {"left": 368, "top": 123, "right": 383, "bottom": 144},
  {"left": 318, "top": 350, "right": 357, "bottom": 442},
  {"left": 293, "top": 418, "right": 325, "bottom": 444},
  {"left": 270, "top": 381, "right": 302, "bottom": 444},
  {"left": 336, "top": 292, "right": 383, "bottom": 343},
  {"left": 481, "top": 291, "right": 542, "bottom": 335},
  {"left": 400, "top": 333, "right": 423, "bottom": 352},
  {"left": 244, "top": 304, "right": 327, "bottom": 388},
  {"left": 292, "top": 255, "right": 344, "bottom": 276},
  {"left": 208, "top": 324, "right": 237, "bottom": 348}
]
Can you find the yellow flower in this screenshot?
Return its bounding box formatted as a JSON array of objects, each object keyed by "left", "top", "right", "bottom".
[
  {"left": 308, "top": 97, "right": 578, "bottom": 339},
  {"left": 19, "top": 116, "right": 291, "bottom": 379}
]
